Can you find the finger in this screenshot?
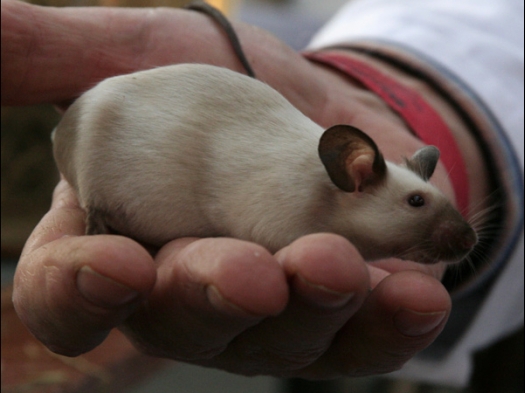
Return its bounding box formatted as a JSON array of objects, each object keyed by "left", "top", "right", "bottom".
[
  {"left": 13, "top": 182, "right": 156, "bottom": 356},
  {"left": 303, "top": 270, "right": 451, "bottom": 378},
  {"left": 121, "top": 237, "right": 289, "bottom": 361},
  {"left": 207, "top": 234, "right": 371, "bottom": 375}
]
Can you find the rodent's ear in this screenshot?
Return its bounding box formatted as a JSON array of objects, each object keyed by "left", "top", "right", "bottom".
[
  {"left": 405, "top": 146, "right": 440, "bottom": 181},
  {"left": 318, "top": 125, "right": 387, "bottom": 192}
]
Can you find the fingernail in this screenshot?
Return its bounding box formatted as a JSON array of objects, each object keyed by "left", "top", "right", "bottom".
[
  {"left": 394, "top": 309, "right": 447, "bottom": 337},
  {"left": 77, "top": 266, "right": 139, "bottom": 308},
  {"left": 296, "top": 275, "right": 355, "bottom": 308},
  {"left": 206, "top": 285, "right": 258, "bottom": 317}
]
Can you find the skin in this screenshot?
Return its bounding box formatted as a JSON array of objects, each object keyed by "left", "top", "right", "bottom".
[{"left": 2, "top": 0, "right": 490, "bottom": 378}]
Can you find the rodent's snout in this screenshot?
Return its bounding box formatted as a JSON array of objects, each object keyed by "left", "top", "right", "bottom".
[
  {"left": 460, "top": 227, "right": 478, "bottom": 250},
  {"left": 431, "top": 220, "right": 478, "bottom": 262}
]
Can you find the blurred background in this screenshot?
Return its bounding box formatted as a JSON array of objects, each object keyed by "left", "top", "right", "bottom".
[{"left": 1, "top": 1, "right": 523, "bottom": 392}]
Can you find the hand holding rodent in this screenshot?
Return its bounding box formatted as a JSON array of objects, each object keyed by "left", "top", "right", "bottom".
[
  {"left": 7, "top": 1, "right": 463, "bottom": 378},
  {"left": 17, "top": 179, "right": 450, "bottom": 377}
]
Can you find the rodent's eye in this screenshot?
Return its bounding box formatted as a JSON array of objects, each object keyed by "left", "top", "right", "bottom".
[{"left": 408, "top": 194, "right": 425, "bottom": 207}]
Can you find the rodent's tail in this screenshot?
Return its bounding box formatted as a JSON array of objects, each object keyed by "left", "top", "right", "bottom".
[{"left": 185, "top": 1, "right": 257, "bottom": 79}]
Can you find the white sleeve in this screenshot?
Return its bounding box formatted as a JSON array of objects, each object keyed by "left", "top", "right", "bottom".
[{"left": 308, "top": 0, "right": 524, "bottom": 387}]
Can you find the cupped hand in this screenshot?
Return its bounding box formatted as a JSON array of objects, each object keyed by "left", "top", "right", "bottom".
[
  {"left": 13, "top": 180, "right": 451, "bottom": 378},
  {"left": 7, "top": 0, "right": 452, "bottom": 377}
]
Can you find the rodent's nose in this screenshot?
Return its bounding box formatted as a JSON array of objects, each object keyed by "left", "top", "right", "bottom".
[
  {"left": 461, "top": 228, "right": 478, "bottom": 251},
  {"left": 431, "top": 220, "right": 478, "bottom": 261}
]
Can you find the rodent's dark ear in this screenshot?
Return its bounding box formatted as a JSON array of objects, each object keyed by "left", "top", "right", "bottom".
[
  {"left": 405, "top": 146, "right": 440, "bottom": 181},
  {"left": 318, "top": 125, "right": 387, "bottom": 192}
]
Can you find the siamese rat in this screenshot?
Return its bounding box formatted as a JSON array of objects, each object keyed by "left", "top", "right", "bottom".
[{"left": 52, "top": 63, "right": 477, "bottom": 263}]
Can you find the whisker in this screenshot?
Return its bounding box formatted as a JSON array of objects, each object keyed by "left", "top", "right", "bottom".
[{"left": 465, "top": 187, "right": 505, "bottom": 227}]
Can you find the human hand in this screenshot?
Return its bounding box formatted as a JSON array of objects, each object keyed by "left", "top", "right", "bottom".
[
  {"left": 13, "top": 180, "right": 451, "bottom": 377},
  {"left": 6, "top": 0, "right": 453, "bottom": 377}
]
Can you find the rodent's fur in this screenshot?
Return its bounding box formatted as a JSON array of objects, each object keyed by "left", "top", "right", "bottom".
[{"left": 53, "top": 64, "right": 477, "bottom": 263}]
